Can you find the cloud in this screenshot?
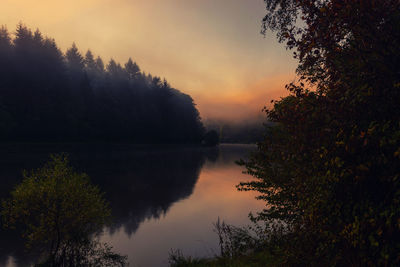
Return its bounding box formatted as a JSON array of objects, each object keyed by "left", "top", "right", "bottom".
[{"left": 194, "top": 74, "right": 295, "bottom": 121}]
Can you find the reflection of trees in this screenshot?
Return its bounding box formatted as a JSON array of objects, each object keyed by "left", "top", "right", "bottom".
[
  {"left": 0, "top": 144, "right": 220, "bottom": 263},
  {"left": 204, "top": 144, "right": 254, "bottom": 169},
  {"left": 83, "top": 146, "right": 218, "bottom": 236}
]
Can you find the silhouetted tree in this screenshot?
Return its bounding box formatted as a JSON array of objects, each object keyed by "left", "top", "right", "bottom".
[
  {"left": 239, "top": 1, "right": 400, "bottom": 266},
  {"left": 95, "top": 56, "right": 105, "bottom": 73},
  {"left": 66, "top": 43, "right": 84, "bottom": 73},
  {"left": 0, "top": 24, "right": 205, "bottom": 143},
  {"left": 125, "top": 58, "right": 140, "bottom": 80}
]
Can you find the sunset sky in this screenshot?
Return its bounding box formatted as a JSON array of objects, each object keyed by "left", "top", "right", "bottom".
[{"left": 1, "top": 0, "right": 297, "bottom": 121}]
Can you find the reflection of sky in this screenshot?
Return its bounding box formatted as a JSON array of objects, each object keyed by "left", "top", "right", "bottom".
[
  {"left": 101, "top": 145, "right": 265, "bottom": 267},
  {"left": 0, "top": 0, "right": 297, "bottom": 120}
]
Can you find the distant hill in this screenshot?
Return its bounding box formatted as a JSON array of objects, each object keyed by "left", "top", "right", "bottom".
[{"left": 0, "top": 24, "right": 204, "bottom": 143}]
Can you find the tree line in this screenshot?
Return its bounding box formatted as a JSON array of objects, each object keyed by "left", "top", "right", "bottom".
[
  {"left": 205, "top": 118, "right": 265, "bottom": 144},
  {"left": 0, "top": 24, "right": 205, "bottom": 143}
]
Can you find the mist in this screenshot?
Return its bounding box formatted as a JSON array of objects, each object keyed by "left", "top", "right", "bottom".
[{"left": 0, "top": 24, "right": 205, "bottom": 143}]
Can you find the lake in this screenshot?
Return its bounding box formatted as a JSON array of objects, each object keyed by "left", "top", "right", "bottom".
[{"left": 0, "top": 144, "right": 264, "bottom": 266}]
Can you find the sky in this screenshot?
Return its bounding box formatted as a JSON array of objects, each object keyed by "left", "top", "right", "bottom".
[{"left": 0, "top": 0, "right": 297, "bottom": 121}]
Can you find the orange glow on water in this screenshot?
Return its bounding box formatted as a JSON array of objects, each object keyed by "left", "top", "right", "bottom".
[{"left": 101, "top": 145, "right": 265, "bottom": 266}]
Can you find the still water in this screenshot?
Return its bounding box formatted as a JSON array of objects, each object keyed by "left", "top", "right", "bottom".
[{"left": 0, "top": 144, "right": 264, "bottom": 266}]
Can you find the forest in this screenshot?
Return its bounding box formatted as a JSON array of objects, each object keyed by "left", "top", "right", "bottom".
[{"left": 0, "top": 24, "right": 205, "bottom": 143}]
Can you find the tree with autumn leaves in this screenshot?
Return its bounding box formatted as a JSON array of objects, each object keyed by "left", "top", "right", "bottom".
[{"left": 239, "top": 1, "right": 400, "bottom": 265}]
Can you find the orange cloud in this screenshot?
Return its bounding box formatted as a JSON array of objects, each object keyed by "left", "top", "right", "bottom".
[{"left": 194, "top": 74, "right": 295, "bottom": 121}]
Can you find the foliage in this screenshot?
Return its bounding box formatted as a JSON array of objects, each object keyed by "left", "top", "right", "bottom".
[
  {"left": 238, "top": 0, "right": 400, "bottom": 266},
  {"left": 213, "top": 217, "right": 264, "bottom": 259},
  {"left": 1, "top": 154, "right": 127, "bottom": 266},
  {"left": 36, "top": 240, "right": 127, "bottom": 267},
  {"left": 169, "top": 249, "right": 209, "bottom": 267},
  {"left": 0, "top": 24, "right": 204, "bottom": 143},
  {"left": 212, "top": 218, "right": 287, "bottom": 265},
  {"left": 169, "top": 218, "right": 283, "bottom": 267},
  {"left": 168, "top": 247, "right": 280, "bottom": 267}
]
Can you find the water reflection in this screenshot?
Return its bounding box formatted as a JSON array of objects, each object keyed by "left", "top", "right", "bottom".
[
  {"left": 101, "top": 144, "right": 262, "bottom": 266},
  {"left": 0, "top": 144, "right": 221, "bottom": 266},
  {"left": 0, "top": 144, "right": 261, "bottom": 266},
  {"left": 86, "top": 147, "right": 219, "bottom": 236}
]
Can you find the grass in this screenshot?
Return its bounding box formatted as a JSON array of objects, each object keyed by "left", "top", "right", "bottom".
[{"left": 169, "top": 249, "right": 283, "bottom": 267}]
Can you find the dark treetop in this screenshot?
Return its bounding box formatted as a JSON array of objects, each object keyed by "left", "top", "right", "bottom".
[{"left": 0, "top": 24, "right": 205, "bottom": 143}]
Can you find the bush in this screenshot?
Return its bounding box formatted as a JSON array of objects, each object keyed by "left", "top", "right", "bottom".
[{"left": 1, "top": 154, "right": 127, "bottom": 266}]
